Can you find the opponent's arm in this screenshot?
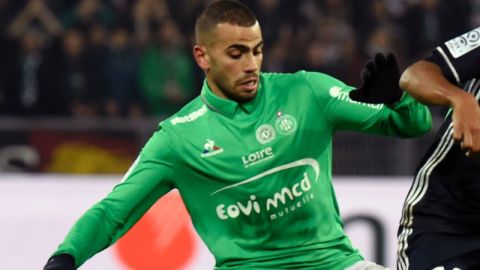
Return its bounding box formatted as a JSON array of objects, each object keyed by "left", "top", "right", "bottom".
[
  {"left": 400, "top": 60, "right": 480, "bottom": 154},
  {"left": 400, "top": 27, "right": 480, "bottom": 155},
  {"left": 43, "top": 129, "right": 177, "bottom": 269},
  {"left": 399, "top": 60, "right": 470, "bottom": 106}
]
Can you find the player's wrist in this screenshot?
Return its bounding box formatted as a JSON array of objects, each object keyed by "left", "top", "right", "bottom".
[
  {"left": 385, "top": 91, "right": 406, "bottom": 108},
  {"left": 449, "top": 89, "right": 476, "bottom": 110}
]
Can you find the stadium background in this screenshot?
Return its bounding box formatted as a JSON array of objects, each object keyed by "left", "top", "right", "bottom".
[{"left": 0, "top": 0, "right": 476, "bottom": 269}]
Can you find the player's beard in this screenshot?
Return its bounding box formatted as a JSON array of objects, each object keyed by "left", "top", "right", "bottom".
[{"left": 220, "top": 75, "right": 259, "bottom": 103}]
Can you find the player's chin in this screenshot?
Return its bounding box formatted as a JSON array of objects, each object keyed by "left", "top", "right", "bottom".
[{"left": 237, "top": 89, "right": 257, "bottom": 102}]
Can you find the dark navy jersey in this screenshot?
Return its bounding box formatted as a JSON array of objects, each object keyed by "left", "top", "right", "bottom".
[
  {"left": 398, "top": 27, "right": 480, "bottom": 270},
  {"left": 425, "top": 27, "right": 480, "bottom": 84}
]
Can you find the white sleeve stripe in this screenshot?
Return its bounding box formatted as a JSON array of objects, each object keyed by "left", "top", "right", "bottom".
[
  {"left": 120, "top": 156, "right": 140, "bottom": 183},
  {"left": 437, "top": 47, "right": 461, "bottom": 84}
]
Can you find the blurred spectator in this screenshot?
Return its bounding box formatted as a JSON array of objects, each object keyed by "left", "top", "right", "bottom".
[
  {"left": 167, "top": 0, "right": 205, "bottom": 38},
  {"left": 15, "top": 28, "right": 50, "bottom": 114},
  {"left": 318, "top": 0, "right": 351, "bottom": 20},
  {"left": 365, "top": 26, "right": 397, "bottom": 57},
  {"left": 132, "top": 0, "right": 169, "bottom": 48},
  {"left": 104, "top": 25, "right": 143, "bottom": 118},
  {"left": 0, "top": 0, "right": 18, "bottom": 114},
  {"left": 262, "top": 23, "right": 293, "bottom": 73},
  {"left": 7, "top": 0, "right": 63, "bottom": 39},
  {"left": 40, "top": 28, "right": 103, "bottom": 118},
  {"left": 2, "top": 0, "right": 68, "bottom": 116},
  {"left": 83, "top": 21, "right": 109, "bottom": 115},
  {"left": 0, "top": 0, "right": 475, "bottom": 120},
  {"left": 138, "top": 19, "right": 195, "bottom": 116},
  {"left": 108, "top": 0, "right": 134, "bottom": 28},
  {"left": 401, "top": 0, "right": 443, "bottom": 59},
  {"left": 349, "top": 0, "right": 404, "bottom": 60},
  {"left": 249, "top": 0, "right": 282, "bottom": 49},
  {"left": 61, "top": 0, "right": 113, "bottom": 31},
  {"left": 472, "top": 0, "right": 480, "bottom": 26},
  {"left": 297, "top": 15, "right": 354, "bottom": 81},
  {"left": 401, "top": 0, "right": 471, "bottom": 61}
]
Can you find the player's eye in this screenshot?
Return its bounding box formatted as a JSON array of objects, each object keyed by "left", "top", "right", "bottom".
[
  {"left": 229, "top": 51, "right": 242, "bottom": 59},
  {"left": 254, "top": 49, "right": 263, "bottom": 56}
]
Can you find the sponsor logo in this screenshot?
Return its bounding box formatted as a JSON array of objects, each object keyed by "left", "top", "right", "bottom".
[
  {"left": 212, "top": 158, "right": 320, "bottom": 221},
  {"left": 265, "top": 172, "right": 312, "bottom": 212},
  {"left": 445, "top": 27, "right": 480, "bottom": 58},
  {"left": 241, "top": 147, "right": 274, "bottom": 168},
  {"left": 275, "top": 113, "right": 297, "bottom": 135},
  {"left": 200, "top": 139, "right": 223, "bottom": 157},
  {"left": 329, "top": 86, "right": 382, "bottom": 109},
  {"left": 255, "top": 124, "right": 276, "bottom": 144},
  {"left": 170, "top": 105, "right": 207, "bottom": 125}
]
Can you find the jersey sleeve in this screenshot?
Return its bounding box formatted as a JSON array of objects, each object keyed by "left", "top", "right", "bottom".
[
  {"left": 52, "top": 128, "right": 177, "bottom": 267},
  {"left": 303, "top": 71, "right": 432, "bottom": 137},
  {"left": 425, "top": 27, "right": 480, "bottom": 85}
]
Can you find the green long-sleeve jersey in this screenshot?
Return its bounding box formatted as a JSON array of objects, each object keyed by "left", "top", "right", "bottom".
[{"left": 53, "top": 71, "right": 432, "bottom": 269}]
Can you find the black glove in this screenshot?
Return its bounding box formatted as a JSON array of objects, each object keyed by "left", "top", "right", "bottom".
[
  {"left": 349, "top": 52, "right": 403, "bottom": 104},
  {"left": 44, "top": 254, "right": 76, "bottom": 270}
]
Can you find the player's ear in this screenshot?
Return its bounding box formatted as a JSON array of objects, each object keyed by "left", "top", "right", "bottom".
[{"left": 193, "top": 45, "right": 210, "bottom": 71}]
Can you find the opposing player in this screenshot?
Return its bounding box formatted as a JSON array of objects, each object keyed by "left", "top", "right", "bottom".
[
  {"left": 44, "top": 1, "right": 431, "bottom": 269},
  {"left": 395, "top": 27, "right": 480, "bottom": 270}
]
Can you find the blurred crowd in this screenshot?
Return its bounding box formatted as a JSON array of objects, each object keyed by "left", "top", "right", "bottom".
[{"left": 0, "top": 0, "right": 474, "bottom": 119}]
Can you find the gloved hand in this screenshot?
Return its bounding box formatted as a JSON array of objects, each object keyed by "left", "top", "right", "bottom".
[
  {"left": 44, "top": 254, "right": 76, "bottom": 270},
  {"left": 349, "top": 52, "right": 403, "bottom": 105}
]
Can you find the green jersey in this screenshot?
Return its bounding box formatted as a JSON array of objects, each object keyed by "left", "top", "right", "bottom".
[{"left": 53, "top": 71, "right": 431, "bottom": 269}]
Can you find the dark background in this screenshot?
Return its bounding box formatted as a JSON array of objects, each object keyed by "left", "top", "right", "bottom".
[{"left": 0, "top": 0, "right": 473, "bottom": 174}]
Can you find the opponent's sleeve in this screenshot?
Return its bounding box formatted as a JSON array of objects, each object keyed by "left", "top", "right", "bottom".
[
  {"left": 304, "top": 71, "right": 432, "bottom": 137},
  {"left": 51, "top": 128, "right": 177, "bottom": 267},
  {"left": 425, "top": 27, "right": 480, "bottom": 85}
]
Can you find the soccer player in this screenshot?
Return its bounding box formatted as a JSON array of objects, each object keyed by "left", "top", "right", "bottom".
[
  {"left": 44, "top": 1, "right": 431, "bottom": 269},
  {"left": 396, "top": 27, "right": 480, "bottom": 270}
]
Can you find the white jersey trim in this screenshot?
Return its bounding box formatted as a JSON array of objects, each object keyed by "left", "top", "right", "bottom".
[{"left": 437, "top": 47, "right": 461, "bottom": 84}]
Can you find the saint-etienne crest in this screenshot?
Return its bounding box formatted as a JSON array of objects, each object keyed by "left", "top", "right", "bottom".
[{"left": 275, "top": 112, "right": 297, "bottom": 135}]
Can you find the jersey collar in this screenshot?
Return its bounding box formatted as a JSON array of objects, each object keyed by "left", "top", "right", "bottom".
[{"left": 200, "top": 76, "right": 263, "bottom": 118}]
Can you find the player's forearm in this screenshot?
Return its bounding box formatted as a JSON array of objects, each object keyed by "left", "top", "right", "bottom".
[
  {"left": 53, "top": 158, "right": 175, "bottom": 266},
  {"left": 399, "top": 60, "right": 469, "bottom": 108},
  {"left": 53, "top": 204, "right": 126, "bottom": 267}
]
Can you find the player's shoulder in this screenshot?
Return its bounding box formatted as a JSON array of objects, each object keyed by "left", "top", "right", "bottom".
[
  {"left": 261, "top": 70, "right": 315, "bottom": 81},
  {"left": 159, "top": 96, "right": 208, "bottom": 132},
  {"left": 260, "top": 71, "right": 350, "bottom": 102},
  {"left": 262, "top": 70, "right": 342, "bottom": 84},
  {"left": 260, "top": 70, "right": 326, "bottom": 91},
  {"left": 437, "top": 27, "right": 480, "bottom": 58}
]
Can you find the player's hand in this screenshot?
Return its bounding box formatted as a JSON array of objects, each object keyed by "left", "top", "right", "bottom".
[
  {"left": 451, "top": 91, "right": 480, "bottom": 157},
  {"left": 44, "top": 254, "right": 76, "bottom": 270},
  {"left": 349, "top": 52, "right": 403, "bottom": 105}
]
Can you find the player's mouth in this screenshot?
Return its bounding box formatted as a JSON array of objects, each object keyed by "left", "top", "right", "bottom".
[{"left": 238, "top": 78, "right": 258, "bottom": 92}]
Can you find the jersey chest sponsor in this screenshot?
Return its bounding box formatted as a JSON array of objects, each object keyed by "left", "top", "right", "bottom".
[
  {"left": 211, "top": 158, "right": 321, "bottom": 222},
  {"left": 215, "top": 172, "right": 315, "bottom": 221}
]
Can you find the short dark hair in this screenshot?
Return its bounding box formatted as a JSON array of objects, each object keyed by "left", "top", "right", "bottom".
[{"left": 195, "top": 0, "right": 257, "bottom": 42}]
